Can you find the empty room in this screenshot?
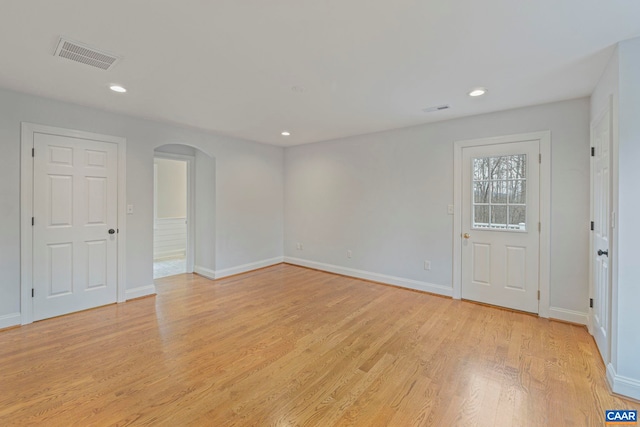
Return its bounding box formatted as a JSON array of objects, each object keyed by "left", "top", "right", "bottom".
[{"left": 1, "top": 1, "right": 640, "bottom": 426}]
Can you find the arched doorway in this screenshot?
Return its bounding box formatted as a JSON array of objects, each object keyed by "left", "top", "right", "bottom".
[{"left": 153, "top": 144, "right": 216, "bottom": 280}]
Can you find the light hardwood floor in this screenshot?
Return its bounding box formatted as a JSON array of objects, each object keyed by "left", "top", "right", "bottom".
[{"left": 1, "top": 264, "right": 638, "bottom": 426}]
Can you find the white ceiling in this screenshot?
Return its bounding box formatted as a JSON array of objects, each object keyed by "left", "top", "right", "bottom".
[{"left": 1, "top": 1, "right": 639, "bottom": 146}]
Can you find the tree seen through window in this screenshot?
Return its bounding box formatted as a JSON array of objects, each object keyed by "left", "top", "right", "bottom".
[{"left": 472, "top": 154, "right": 527, "bottom": 230}]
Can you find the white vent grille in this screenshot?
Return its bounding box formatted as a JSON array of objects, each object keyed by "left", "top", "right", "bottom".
[
  {"left": 422, "top": 104, "right": 450, "bottom": 113},
  {"left": 54, "top": 38, "right": 120, "bottom": 70}
]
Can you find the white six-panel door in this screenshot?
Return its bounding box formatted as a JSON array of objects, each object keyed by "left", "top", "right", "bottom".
[
  {"left": 591, "top": 105, "right": 612, "bottom": 363},
  {"left": 32, "top": 132, "right": 118, "bottom": 321},
  {"left": 461, "top": 139, "right": 540, "bottom": 313}
]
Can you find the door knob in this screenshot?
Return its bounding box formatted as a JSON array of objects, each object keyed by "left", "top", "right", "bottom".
[
  {"left": 463, "top": 233, "right": 471, "bottom": 239},
  {"left": 108, "top": 229, "right": 116, "bottom": 235},
  {"left": 597, "top": 249, "right": 608, "bottom": 257}
]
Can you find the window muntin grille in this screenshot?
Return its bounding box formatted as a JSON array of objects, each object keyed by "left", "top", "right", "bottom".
[{"left": 472, "top": 154, "right": 527, "bottom": 231}]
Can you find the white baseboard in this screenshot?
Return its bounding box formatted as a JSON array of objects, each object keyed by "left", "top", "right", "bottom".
[
  {"left": 284, "top": 256, "right": 453, "bottom": 297},
  {"left": 125, "top": 284, "right": 156, "bottom": 300},
  {"left": 194, "top": 265, "right": 216, "bottom": 280},
  {"left": 0, "top": 312, "right": 21, "bottom": 329},
  {"left": 607, "top": 363, "right": 640, "bottom": 400},
  {"left": 548, "top": 306, "right": 589, "bottom": 325},
  {"left": 215, "top": 257, "right": 284, "bottom": 279},
  {"left": 193, "top": 257, "right": 284, "bottom": 281}
]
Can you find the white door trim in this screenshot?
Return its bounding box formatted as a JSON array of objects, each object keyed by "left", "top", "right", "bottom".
[
  {"left": 153, "top": 152, "right": 195, "bottom": 273},
  {"left": 589, "top": 96, "right": 613, "bottom": 355},
  {"left": 453, "top": 131, "right": 551, "bottom": 317},
  {"left": 20, "top": 123, "right": 127, "bottom": 325}
]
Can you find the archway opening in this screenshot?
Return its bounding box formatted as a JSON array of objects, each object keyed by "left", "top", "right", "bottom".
[{"left": 153, "top": 144, "right": 215, "bottom": 280}]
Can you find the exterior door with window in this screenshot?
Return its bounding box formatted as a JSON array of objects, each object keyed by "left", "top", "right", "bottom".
[{"left": 461, "top": 140, "right": 540, "bottom": 313}]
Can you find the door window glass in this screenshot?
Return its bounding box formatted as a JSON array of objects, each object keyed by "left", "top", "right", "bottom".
[{"left": 472, "top": 155, "right": 527, "bottom": 231}]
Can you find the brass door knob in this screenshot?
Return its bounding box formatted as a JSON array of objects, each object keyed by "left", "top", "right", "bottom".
[{"left": 463, "top": 233, "right": 471, "bottom": 239}]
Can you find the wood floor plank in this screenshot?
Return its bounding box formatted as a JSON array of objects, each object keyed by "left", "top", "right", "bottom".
[{"left": 1, "top": 263, "right": 639, "bottom": 426}]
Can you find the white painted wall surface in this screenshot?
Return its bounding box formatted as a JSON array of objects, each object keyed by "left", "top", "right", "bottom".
[
  {"left": 0, "top": 87, "right": 284, "bottom": 321},
  {"left": 613, "top": 37, "right": 640, "bottom": 397},
  {"left": 195, "top": 150, "right": 216, "bottom": 275},
  {"left": 155, "top": 144, "right": 196, "bottom": 157},
  {"left": 591, "top": 49, "right": 619, "bottom": 123},
  {"left": 155, "top": 158, "right": 187, "bottom": 219},
  {"left": 284, "top": 98, "right": 591, "bottom": 315}
]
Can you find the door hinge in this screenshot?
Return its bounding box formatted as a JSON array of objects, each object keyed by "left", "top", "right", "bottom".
[
  {"left": 539, "top": 153, "right": 542, "bottom": 164},
  {"left": 32, "top": 217, "right": 34, "bottom": 226},
  {"left": 537, "top": 290, "right": 540, "bottom": 300},
  {"left": 590, "top": 298, "right": 593, "bottom": 308},
  {"left": 32, "top": 148, "right": 35, "bottom": 157},
  {"left": 32, "top": 288, "right": 34, "bottom": 298},
  {"left": 117, "top": 228, "right": 119, "bottom": 234},
  {"left": 591, "top": 147, "right": 595, "bottom": 157},
  {"left": 538, "top": 222, "right": 541, "bottom": 232},
  {"left": 590, "top": 221, "right": 594, "bottom": 231}
]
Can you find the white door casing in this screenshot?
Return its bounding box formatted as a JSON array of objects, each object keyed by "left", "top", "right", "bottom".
[
  {"left": 590, "top": 100, "right": 612, "bottom": 363},
  {"left": 21, "top": 123, "right": 127, "bottom": 324},
  {"left": 453, "top": 131, "right": 551, "bottom": 317},
  {"left": 461, "top": 140, "right": 540, "bottom": 313}
]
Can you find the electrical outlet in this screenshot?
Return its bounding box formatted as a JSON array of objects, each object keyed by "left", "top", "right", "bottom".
[
  {"left": 127, "top": 204, "right": 134, "bottom": 214},
  {"left": 447, "top": 205, "right": 454, "bottom": 215},
  {"left": 424, "top": 260, "right": 431, "bottom": 271},
  {"left": 347, "top": 250, "right": 352, "bottom": 259},
  {"left": 296, "top": 243, "right": 302, "bottom": 251}
]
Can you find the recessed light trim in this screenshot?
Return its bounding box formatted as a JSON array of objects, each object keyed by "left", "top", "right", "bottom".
[
  {"left": 281, "top": 131, "right": 291, "bottom": 136},
  {"left": 468, "top": 88, "right": 487, "bottom": 97},
  {"left": 109, "top": 85, "right": 127, "bottom": 93}
]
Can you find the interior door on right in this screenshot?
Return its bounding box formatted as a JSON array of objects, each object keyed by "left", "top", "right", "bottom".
[{"left": 591, "top": 105, "right": 612, "bottom": 363}]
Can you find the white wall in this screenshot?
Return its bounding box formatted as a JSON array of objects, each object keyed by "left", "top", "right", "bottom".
[
  {"left": 156, "top": 144, "right": 196, "bottom": 157},
  {"left": 590, "top": 37, "right": 640, "bottom": 401},
  {"left": 0, "top": 86, "right": 284, "bottom": 322},
  {"left": 613, "top": 37, "right": 640, "bottom": 398},
  {"left": 284, "top": 98, "right": 591, "bottom": 316},
  {"left": 195, "top": 150, "right": 216, "bottom": 275},
  {"left": 155, "top": 158, "right": 187, "bottom": 219}
]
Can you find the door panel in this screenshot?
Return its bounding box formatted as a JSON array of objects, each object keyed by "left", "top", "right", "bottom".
[
  {"left": 462, "top": 140, "right": 540, "bottom": 313},
  {"left": 472, "top": 243, "right": 491, "bottom": 284},
  {"left": 591, "top": 106, "right": 612, "bottom": 363},
  {"left": 33, "top": 132, "right": 118, "bottom": 321},
  {"left": 49, "top": 243, "right": 73, "bottom": 295},
  {"left": 506, "top": 246, "right": 526, "bottom": 290}
]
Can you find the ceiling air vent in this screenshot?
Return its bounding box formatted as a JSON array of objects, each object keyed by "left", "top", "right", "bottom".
[
  {"left": 54, "top": 38, "right": 120, "bottom": 71},
  {"left": 422, "top": 104, "right": 450, "bottom": 113}
]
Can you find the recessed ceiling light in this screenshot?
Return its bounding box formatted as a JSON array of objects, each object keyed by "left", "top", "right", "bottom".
[
  {"left": 109, "top": 85, "right": 127, "bottom": 93},
  {"left": 281, "top": 131, "right": 291, "bottom": 136},
  {"left": 468, "top": 88, "right": 487, "bottom": 97}
]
